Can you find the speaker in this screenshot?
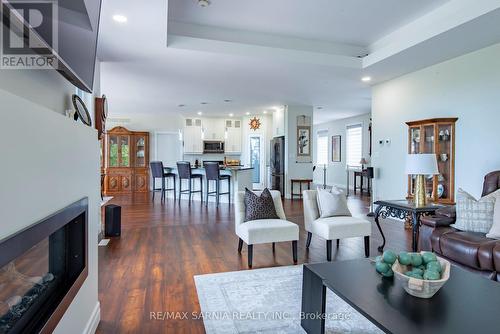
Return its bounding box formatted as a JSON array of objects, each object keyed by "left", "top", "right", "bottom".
[
  {"left": 367, "top": 167, "right": 374, "bottom": 179},
  {"left": 105, "top": 204, "right": 121, "bottom": 237}
]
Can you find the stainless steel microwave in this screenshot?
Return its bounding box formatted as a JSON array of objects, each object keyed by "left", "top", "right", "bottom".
[{"left": 203, "top": 141, "right": 225, "bottom": 153}]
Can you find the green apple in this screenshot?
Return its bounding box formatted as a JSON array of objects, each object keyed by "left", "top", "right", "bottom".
[
  {"left": 411, "top": 253, "right": 423, "bottom": 267},
  {"left": 375, "top": 261, "right": 390, "bottom": 274},
  {"left": 426, "top": 261, "right": 442, "bottom": 273},
  {"left": 383, "top": 250, "right": 397, "bottom": 265},
  {"left": 423, "top": 270, "right": 441, "bottom": 280},
  {"left": 422, "top": 252, "right": 437, "bottom": 264},
  {"left": 398, "top": 252, "right": 411, "bottom": 265}
]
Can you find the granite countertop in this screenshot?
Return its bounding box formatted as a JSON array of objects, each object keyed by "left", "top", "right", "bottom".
[{"left": 164, "top": 166, "right": 253, "bottom": 172}]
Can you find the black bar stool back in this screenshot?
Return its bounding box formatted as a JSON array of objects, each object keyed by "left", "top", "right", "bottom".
[
  {"left": 177, "top": 161, "right": 203, "bottom": 202},
  {"left": 150, "top": 161, "right": 176, "bottom": 202},
  {"left": 204, "top": 162, "right": 231, "bottom": 206}
]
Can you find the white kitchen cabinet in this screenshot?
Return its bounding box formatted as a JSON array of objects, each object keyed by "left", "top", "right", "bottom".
[
  {"left": 184, "top": 118, "right": 203, "bottom": 154},
  {"left": 272, "top": 109, "right": 285, "bottom": 137},
  {"left": 225, "top": 119, "right": 242, "bottom": 154},
  {"left": 203, "top": 118, "right": 225, "bottom": 140}
]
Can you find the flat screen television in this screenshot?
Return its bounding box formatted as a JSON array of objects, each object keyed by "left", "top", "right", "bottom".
[{"left": 2, "top": 0, "right": 102, "bottom": 93}]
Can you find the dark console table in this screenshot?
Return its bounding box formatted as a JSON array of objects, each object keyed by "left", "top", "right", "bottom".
[
  {"left": 374, "top": 200, "right": 445, "bottom": 252},
  {"left": 301, "top": 259, "right": 500, "bottom": 334}
]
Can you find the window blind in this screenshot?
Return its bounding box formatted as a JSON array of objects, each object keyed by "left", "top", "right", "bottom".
[
  {"left": 346, "top": 124, "right": 362, "bottom": 168},
  {"left": 316, "top": 131, "right": 328, "bottom": 166}
]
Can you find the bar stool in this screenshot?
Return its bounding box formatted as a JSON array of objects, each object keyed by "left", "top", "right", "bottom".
[
  {"left": 204, "top": 162, "right": 231, "bottom": 206},
  {"left": 177, "top": 161, "right": 203, "bottom": 202},
  {"left": 150, "top": 161, "right": 176, "bottom": 202}
]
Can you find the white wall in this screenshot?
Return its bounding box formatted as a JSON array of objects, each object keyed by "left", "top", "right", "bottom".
[
  {"left": 0, "top": 89, "right": 100, "bottom": 333},
  {"left": 284, "top": 105, "right": 314, "bottom": 198},
  {"left": 106, "top": 113, "right": 184, "bottom": 165},
  {"left": 313, "top": 113, "right": 371, "bottom": 188},
  {"left": 372, "top": 43, "right": 500, "bottom": 202}
]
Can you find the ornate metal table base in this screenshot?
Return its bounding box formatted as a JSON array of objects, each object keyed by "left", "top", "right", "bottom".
[{"left": 373, "top": 200, "right": 443, "bottom": 252}]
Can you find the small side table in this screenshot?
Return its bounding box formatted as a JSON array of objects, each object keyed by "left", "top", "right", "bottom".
[
  {"left": 291, "top": 179, "right": 313, "bottom": 199},
  {"left": 373, "top": 200, "right": 445, "bottom": 252}
]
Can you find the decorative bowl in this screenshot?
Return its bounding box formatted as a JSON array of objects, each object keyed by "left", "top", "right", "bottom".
[{"left": 392, "top": 253, "right": 450, "bottom": 298}]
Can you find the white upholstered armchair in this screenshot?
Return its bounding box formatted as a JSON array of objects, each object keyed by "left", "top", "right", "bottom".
[
  {"left": 303, "top": 190, "right": 371, "bottom": 260},
  {"left": 235, "top": 190, "right": 299, "bottom": 268}
]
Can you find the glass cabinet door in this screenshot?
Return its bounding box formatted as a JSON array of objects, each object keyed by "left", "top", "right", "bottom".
[
  {"left": 119, "top": 136, "right": 130, "bottom": 167},
  {"left": 409, "top": 127, "right": 421, "bottom": 154},
  {"left": 437, "top": 123, "right": 453, "bottom": 201},
  {"left": 109, "top": 135, "right": 119, "bottom": 167},
  {"left": 134, "top": 136, "right": 146, "bottom": 167}
]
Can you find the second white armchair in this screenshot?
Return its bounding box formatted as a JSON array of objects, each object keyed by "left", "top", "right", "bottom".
[{"left": 303, "top": 190, "right": 371, "bottom": 261}]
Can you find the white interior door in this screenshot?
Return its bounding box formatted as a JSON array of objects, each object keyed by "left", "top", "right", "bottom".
[
  {"left": 249, "top": 134, "right": 265, "bottom": 190},
  {"left": 155, "top": 132, "right": 182, "bottom": 168}
]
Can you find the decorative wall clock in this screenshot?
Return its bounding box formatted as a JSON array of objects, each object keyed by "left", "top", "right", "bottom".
[
  {"left": 72, "top": 94, "right": 92, "bottom": 127},
  {"left": 249, "top": 117, "right": 261, "bottom": 131}
]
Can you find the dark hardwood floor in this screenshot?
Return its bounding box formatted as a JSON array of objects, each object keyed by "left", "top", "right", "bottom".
[{"left": 96, "top": 192, "right": 412, "bottom": 334}]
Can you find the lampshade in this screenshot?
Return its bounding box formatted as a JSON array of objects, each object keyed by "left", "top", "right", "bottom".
[
  {"left": 405, "top": 154, "right": 439, "bottom": 175},
  {"left": 360, "top": 157, "right": 368, "bottom": 165}
]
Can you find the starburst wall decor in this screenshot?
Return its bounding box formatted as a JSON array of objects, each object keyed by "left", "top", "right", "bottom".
[{"left": 249, "top": 117, "right": 261, "bottom": 131}]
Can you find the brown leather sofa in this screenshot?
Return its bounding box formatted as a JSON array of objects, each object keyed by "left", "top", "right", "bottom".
[{"left": 419, "top": 171, "right": 500, "bottom": 281}]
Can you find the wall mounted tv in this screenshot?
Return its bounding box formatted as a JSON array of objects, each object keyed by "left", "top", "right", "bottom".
[{"left": 2, "top": 0, "right": 102, "bottom": 93}]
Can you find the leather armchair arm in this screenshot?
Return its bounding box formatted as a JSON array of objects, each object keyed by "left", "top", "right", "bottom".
[
  {"left": 421, "top": 215, "right": 455, "bottom": 228},
  {"left": 435, "top": 206, "right": 456, "bottom": 218}
]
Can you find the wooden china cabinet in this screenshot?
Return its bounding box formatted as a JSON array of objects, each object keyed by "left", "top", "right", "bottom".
[
  {"left": 406, "top": 118, "right": 458, "bottom": 204},
  {"left": 103, "top": 126, "right": 150, "bottom": 195}
]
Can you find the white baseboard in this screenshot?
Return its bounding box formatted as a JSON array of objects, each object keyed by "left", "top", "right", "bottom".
[{"left": 83, "top": 302, "right": 100, "bottom": 334}]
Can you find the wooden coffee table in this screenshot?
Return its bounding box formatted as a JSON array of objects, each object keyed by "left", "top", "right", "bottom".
[{"left": 301, "top": 259, "right": 500, "bottom": 334}]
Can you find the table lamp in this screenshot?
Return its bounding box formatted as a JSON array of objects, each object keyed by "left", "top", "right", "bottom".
[
  {"left": 360, "top": 158, "right": 368, "bottom": 170},
  {"left": 405, "top": 154, "right": 439, "bottom": 207}
]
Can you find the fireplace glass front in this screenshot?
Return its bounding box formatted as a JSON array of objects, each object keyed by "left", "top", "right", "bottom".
[{"left": 0, "top": 199, "right": 87, "bottom": 334}]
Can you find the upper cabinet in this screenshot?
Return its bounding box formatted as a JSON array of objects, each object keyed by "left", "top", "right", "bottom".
[
  {"left": 202, "top": 118, "right": 225, "bottom": 141},
  {"left": 225, "top": 119, "right": 242, "bottom": 154},
  {"left": 272, "top": 109, "right": 285, "bottom": 137},
  {"left": 183, "top": 117, "right": 243, "bottom": 155},
  {"left": 184, "top": 118, "right": 203, "bottom": 154}
]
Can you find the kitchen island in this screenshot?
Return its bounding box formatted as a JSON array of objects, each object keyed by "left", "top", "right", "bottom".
[{"left": 163, "top": 166, "right": 253, "bottom": 203}]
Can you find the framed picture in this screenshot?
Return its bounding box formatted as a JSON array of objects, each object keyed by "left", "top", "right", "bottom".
[
  {"left": 297, "top": 126, "right": 311, "bottom": 157},
  {"left": 331, "top": 135, "right": 341, "bottom": 162}
]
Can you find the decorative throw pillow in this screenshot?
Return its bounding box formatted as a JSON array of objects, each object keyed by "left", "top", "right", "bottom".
[
  {"left": 486, "top": 196, "right": 500, "bottom": 239},
  {"left": 452, "top": 188, "right": 500, "bottom": 233},
  {"left": 316, "top": 187, "right": 351, "bottom": 219},
  {"left": 244, "top": 188, "right": 279, "bottom": 222}
]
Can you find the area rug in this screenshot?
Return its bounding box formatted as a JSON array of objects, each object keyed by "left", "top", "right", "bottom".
[{"left": 194, "top": 265, "right": 382, "bottom": 333}]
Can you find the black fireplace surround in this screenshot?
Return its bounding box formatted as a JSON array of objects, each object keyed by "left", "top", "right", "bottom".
[{"left": 0, "top": 198, "right": 88, "bottom": 334}]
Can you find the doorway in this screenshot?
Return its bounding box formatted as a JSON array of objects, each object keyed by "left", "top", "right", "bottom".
[
  {"left": 155, "top": 132, "right": 182, "bottom": 167},
  {"left": 249, "top": 134, "right": 265, "bottom": 190}
]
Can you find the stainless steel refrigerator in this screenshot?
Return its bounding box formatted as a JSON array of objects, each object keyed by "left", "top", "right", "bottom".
[{"left": 270, "top": 136, "right": 285, "bottom": 195}]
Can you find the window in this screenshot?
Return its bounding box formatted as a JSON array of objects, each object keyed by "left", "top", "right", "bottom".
[
  {"left": 346, "top": 124, "right": 362, "bottom": 168},
  {"left": 316, "top": 131, "right": 328, "bottom": 166}
]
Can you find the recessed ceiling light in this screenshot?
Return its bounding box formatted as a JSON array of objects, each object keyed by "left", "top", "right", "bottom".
[
  {"left": 197, "top": 111, "right": 202, "bottom": 115},
  {"left": 112, "top": 14, "right": 127, "bottom": 23},
  {"left": 263, "top": 110, "right": 268, "bottom": 114},
  {"left": 200, "top": 102, "right": 208, "bottom": 105},
  {"left": 316, "top": 106, "right": 323, "bottom": 110},
  {"left": 245, "top": 112, "right": 250, "bottom": 115},
  {"left": 224, "top": 99, "right": 232, "bottom": 103},
  {"left": 178, "top": 104, "right": 185, "bottom": 107},
  {"left": 361, "top": 76, "right": 372, "bottom": 82},
  {"left": 229, "top": 113, "right": 234, "bottom": 117},
  {"left": 198, "top": 0, "right": 211, "bottom": 7}
]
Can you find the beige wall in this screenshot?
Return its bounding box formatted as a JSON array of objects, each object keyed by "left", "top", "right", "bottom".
[{"left": 372, "top": 43, "right": 500, "bottom": 202}]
